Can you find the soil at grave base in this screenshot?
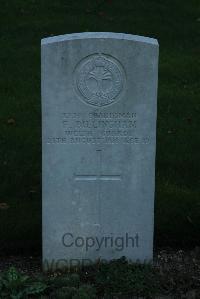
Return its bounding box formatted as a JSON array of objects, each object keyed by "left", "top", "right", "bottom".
[{"left": 0, "top": 248, "right": 200, "bottom": 298}]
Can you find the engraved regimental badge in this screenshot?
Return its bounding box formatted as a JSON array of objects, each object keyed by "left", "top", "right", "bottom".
[{"left": 74, "top": 54, "right": 125, "bottom": 107}]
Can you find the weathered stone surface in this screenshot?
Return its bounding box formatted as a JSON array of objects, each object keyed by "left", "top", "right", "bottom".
[{"left": 42, "top": 32, "right": 159, "bottom": 269}]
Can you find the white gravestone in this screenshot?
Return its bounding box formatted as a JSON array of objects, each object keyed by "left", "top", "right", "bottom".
[{"left": 41, "top": 32, "right": 159, "bottom": 269}]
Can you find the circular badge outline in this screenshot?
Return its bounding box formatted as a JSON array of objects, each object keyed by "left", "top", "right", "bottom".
[
  {"left": 77, "top": 56, "right": 122, "bottom": 104},
  {"left": 73, "top": 53, "right": 126, "bottom": 107}
]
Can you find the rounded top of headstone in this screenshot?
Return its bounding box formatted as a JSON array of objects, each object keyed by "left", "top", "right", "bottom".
[{"left": 41, "top": 32, "right": 159, "bottom": 46}]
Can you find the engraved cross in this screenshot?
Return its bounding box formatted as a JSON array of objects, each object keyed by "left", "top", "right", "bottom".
[{"left": 74, "top": 149, "right": 122, "bottom": 226}]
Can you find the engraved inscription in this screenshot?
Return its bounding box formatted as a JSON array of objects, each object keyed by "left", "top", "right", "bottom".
[
  {"left": 46, "top": 111, "right": 151, "bottom": 145},
  {"left": 74, "top": 54, "right": 125, "bottom": 107}
]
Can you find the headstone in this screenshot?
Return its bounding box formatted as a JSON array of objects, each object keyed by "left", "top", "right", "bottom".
[{"left": 42, "top": 32, "right": 159, "bottom": 270}]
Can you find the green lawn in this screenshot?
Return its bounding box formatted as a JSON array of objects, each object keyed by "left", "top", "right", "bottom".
[{"left": 0, "top": 0, "right": 199, "bottom": 252}]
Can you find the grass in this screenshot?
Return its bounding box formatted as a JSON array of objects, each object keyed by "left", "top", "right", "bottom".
[
  {"left": 1, "top": 252, "right": 200, "bottom": 298},
  {"left": 0, "top": 0, "right": 199, "bottom": 251}
]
